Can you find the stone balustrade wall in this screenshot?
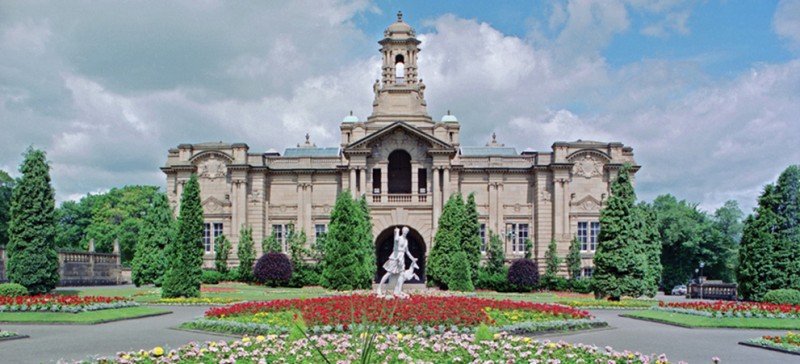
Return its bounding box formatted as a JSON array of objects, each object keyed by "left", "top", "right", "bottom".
[{"left": 0, "top": 246, "right": 122, "bottom": 286}]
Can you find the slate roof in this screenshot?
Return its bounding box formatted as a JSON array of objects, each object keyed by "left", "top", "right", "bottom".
[
  {"left": 282, "top": 147, "right": 340, "bottom": 158},
  {"left": 460, "top": 147, "right": 518, "bottom": 157}
]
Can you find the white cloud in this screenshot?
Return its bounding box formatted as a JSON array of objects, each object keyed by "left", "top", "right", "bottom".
[{"left": 774, "top": 0, "right": 800, "bottom": 51}]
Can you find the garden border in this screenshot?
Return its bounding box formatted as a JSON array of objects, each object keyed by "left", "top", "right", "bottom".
[
  {"left": 0, "top": 334, "right": 29, "bottom": 342},
  {"left": 0, "top": 309, "right": 171, "bottom": 325},
  {"left": 738, "top": 341, "right": 800, "bottom": 356}
]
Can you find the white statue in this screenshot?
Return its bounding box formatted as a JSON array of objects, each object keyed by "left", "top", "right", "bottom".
[{"left": 377, "top": 226, "right": 418, "bottom": 297}]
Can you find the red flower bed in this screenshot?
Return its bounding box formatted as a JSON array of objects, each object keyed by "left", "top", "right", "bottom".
[
  {"left": 0, "top": 294, "right": 131, "bottom": 309},
  {"left": 659, "top": 301, "right": 800, "bottom": 316},
  {"left": 206, "top": 294, "right": 590, "bottom": 328}
]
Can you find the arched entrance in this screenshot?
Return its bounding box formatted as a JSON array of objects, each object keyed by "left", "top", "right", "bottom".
[
  {"left": 388, "top": 150, "right": 412, "bottom": 193},
  {"left": 375, "top": 226, "right": 426, "bottom": 283}
]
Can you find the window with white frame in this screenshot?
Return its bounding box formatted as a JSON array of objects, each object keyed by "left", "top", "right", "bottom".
[
  {"left": 581, "top": 266, "right": 594, "bottom": 278},
  {"left": 272, "top": 224, "right": 286, "bottom": 252},
  {"left": 203, "top": 222, "right": 223, "bottom": 253},
  {"left": 479, "top": 223, "right": 487, "bottom": 252},
  {"left": 506, "top": 223, "right": 529, "bottom": 253},
  {"left": 314, "top": 224, "right": 327, "bottom": 242},
  {"left": 578, "top": 221, "right": 600, "bottom": 251}
]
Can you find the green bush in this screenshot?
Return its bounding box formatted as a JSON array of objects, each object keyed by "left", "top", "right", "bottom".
[
  {"left": 201, "top": 270, "right": 225, "bottom": 285},
  {"left": 0, "top": 283, "right": 28, "bottom": 297},
  {"left": 570, "top": 278, "right": 593, "bottom": 294},
  {"left": 541, "top": 275, "right": 570, "bottom": 291},
  {"left": 448, "top": 251, "right": 475, "bottom": 292},
  {"left": 763, "top": 289, "right": 800, "bottom": 305}
]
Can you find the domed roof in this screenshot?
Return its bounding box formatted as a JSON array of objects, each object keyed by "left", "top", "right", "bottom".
[
  {"left": 385, "top": 11, "right": 415, "bottom": 38},
  {"left": 342, "top": 111, "right": 358, "bottom": 123},
  {"left": 441, "top": 110, "right": 458, "bottom": 122},
  {"left": 388, "top": 20, "right": 412, "bottom": 33}
]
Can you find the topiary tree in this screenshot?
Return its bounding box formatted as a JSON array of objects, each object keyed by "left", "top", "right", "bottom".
[
  {"left": 236, "top": 225, "right": 256, "bottom": 283},
  {"left": 254, "top": 251, "right": 293, "bottom": 286},
  {"left": 507, "top": 258, "right": 539, "bottom": 292},
  {"left": 131, "top": 192, "right": 173, "bottom": 287},
  {"left": 566, "top": 235, "right": 582, "bottom": 280},
  {"left": 592, "top": 163, "right": 648, "bottom": 301},
  {"left": 161, "top": 174, "right": 204, "bottom": 298},
  {"left": 214, "top": 234, "right": 231, "bottom": 275},
  {"left": 448, "top": 251, "right": 474, "bottom": 292},
  {"left": 7, "top": 148, "right": 59, "bottom": 294},
  {"left": 321, "top": 191, "right": 374, "bottom": 290},
  {"left": 428, "top": 193, "right": 468, "bottom": 289}
]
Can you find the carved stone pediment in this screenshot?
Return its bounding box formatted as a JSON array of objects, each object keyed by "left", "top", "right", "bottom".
[
  {"left": 195, "top": 153, "right": 230, "bottom": 181},
  {"left": 571, "top": 195, "right": 603, "bottom": 211},
  {"left": 571, "top": 154, "right": 603, "bottom": 178},
  {"left": 202, "top": 196, "right": 232, "bottom": 214},
  {"left": 344, "top": 122, "right": 454, "bottom": 159}
]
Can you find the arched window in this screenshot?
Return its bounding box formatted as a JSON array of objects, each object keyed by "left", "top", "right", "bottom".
[
  {"left": 395, "top": 55, "right": 405, "bottom": 84},
  {"left": 388, "top": 150, "right": 412, "bottom": 193}
]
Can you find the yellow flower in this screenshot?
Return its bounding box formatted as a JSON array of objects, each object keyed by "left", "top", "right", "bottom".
[
  {"left": 268, "top": 334, "right": 277, "bottom": 340},
  {"left": 493, "top": 333, "right": 501, "bottom": 340},
  {"left": 548, "top": 343, "right": 557, "bottom": 348},
  {"left": 396, "top": 333, "right": 403, "bottom": 339},
  {"left": 152, "top": 347, "right": 164, "bottom": 356},
  {"left": 523, "top": 337, "right": 531, "bottom": 343},
  {"left": 256, "top": 335, "right": 266, "bottom": 342},
  {"left": 242, "top": 336, "right": 251, "bottom": 343},
  {"left": 122, "top": 355, "right": 130, "bottom": 360},
  {"left": 360, "top": 333, "right": 368, "bottom": 338},
  {"left": 200, "top": 348, "right": 207, "bottom": 353}
]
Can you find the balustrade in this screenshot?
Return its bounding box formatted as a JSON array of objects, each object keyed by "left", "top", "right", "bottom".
[{"left": 369, "top": 193, "right": 430, "bottom": 204}]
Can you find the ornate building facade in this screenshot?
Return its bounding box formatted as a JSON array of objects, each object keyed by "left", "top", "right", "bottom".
[{"left": 162, "top": 14, "right": 638, "bottom": 280}]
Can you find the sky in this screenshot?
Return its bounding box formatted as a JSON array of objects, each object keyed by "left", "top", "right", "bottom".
[{"left": 1, "top": 0, "right": 799, "bottom": 214}]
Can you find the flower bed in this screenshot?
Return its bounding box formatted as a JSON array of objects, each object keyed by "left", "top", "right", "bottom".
[
  {"left": 185, "top": 294, "right": 603, "bottom": 336},
  {"left": 742, "top": 331, "right": 800, "bottom": 355},
  {"left": 86, "top": 332, "right": 672, "bottom": 364},
  {"left": 0, "top": 295, "right": 137, "bottom": 313},
  {"left": 151, "top": 297, "right": 242, "bottom": 305},
  {"left": 558, "top": 298, "right": 657, "bottom": 310},
  {"left": 656, "top": 301, "right": 800, "bottom": 319}
]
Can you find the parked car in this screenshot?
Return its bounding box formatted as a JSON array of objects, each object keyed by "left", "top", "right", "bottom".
[{"left": 671, "top": 285, "right": 687, "bottom": 295}]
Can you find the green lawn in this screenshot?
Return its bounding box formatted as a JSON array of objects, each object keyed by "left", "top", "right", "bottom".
[
  {"left": 55, "top": 283, "right": 330, "bottom": 303},
  {"left": 623, "top": 310, "right": 800, "bottom": 329},
  {"left": 0, "top": 306, "right": 170, "bottom": 324}
]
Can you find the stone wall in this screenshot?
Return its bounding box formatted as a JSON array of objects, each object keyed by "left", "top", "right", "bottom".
[{"left": 0, "top": 247, "right": 122, "bottom": 286}]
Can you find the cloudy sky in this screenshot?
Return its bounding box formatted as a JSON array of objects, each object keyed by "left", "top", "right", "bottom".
[{"left": 1, "top": 0, "right": 798, "bottom": 213}]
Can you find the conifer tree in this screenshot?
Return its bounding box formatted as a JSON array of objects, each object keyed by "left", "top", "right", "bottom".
[
  {"left": 484, "top": 231, "right": 506, "bottom": 275},
  {"left": 543, "top": 239, "right": 561, "bottom": 279},
  {"left": 7, "top": 148, "right": 59, "bottom": 294},
  {"left": 161, "top": 174, "right": 204, "bottom": 298},
  {"left": 214, "top": 234, "right": 231, "bottom": 275},
  {"left": 591, "top": 163, "right": 647, "bottom": 300},
  {"left": 638, "top": 206, "right": 662, "bottom": 296},
  {"left": 427, "top": 194, "right": 467, "bottom": 289},
  {"left": 775, "top": 165, "right": 800, "bottom": 290},
  {"left": 566, "top": 235, "right": 582, "bottom": 280},
  {"left": 236, "top": 225, "right": 256, "bottom": 283},
  {"left": 131, "top": 192, "right": 173, "bottom": 286},
  {"left": 448, "top": 251, "right": 474, "bottom": 292},
  {"left": 355, "top": 196, "right": 376, "bottom": 288},
  {"left": 738, "top": 184, "right": 784, "bottom": 300},
  {"left": 463, "top": 193, "right": 482, "bottom": 282},
  {"left": 262, "top": 230, "right": 281, "bottom": 254},
  {"left": 321, "top": 192, "right": 373, "bottom": 290}
]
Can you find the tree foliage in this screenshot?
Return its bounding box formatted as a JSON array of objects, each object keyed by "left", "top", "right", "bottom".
[
  {"left": 427, "top": 193, "right": 470, "bottom": 289},
  {"left": 7, "top": 148, "right": 59, "bottom": 294},
  {"left": 483, "top": 231, "right": 505, "bottom": 275},
  {"left": 638, "top": 204, "right": 662, "bottom": 297},
  {"left": 0, "top": 169, "right": 15, "bottom": 246},
  {"left": 161, "top": 174, "right": 204, "bottom": 298},
  {"left": 566, "top": 235, "right": 582, "bottom": 280},
  {"left": 320, "top": 192, "right": 374, "bottom": 290},
  {"left": 507, "top": 258, "right": 539, "bottom": 291},
  {"left": 591, "top": 164, "right": 650, "bottom": 300},
  {"left": 236, "top": 225, "right": 256, "bottom": 283},
  {"left": 131, "top": 192, "right": 173, "bottom": 286},
  {"left": 254, "top": 251, "right": 293, "bottom": 285},
  {"left": 543, "top": 239, "right": 561, "bottom": 280},
  {"left": 214, "top": 234, "right": 231, "bottom": 275},
  {"left": 261, "top": 231, "right": 281, "bottom": 254},
  {"left": 447, "top": 251, "right": 474, "bottom": 292},
  {"left": 463, "top": 193, "right": 482, "bottom": 282},
  {"left": 739, "top": 165, "right": 800, "bottom": 301}
]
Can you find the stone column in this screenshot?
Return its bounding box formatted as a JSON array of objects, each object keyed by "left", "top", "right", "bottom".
[
  {"left": 432, "top": 167, "right": 441, "bottom": 231},
  {"left": 359, "top": 167, "right": 367, "bottom": 196},
  {"left": 381, "top": 165, "right": 388, "bottom": 195},
  {"left": 411, "top": 163, "right": 418, "bottom": 194},
  {"left": 350, "top": 169, "right": 357, "bottom": 195},
  {"left": 443, "top": 168, "right": 451, "bottom": 201}
]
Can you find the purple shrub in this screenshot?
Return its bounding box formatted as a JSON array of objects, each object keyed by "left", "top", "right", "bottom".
[
  {"left": 507, "top": 258, "right": 540, "bottom": 291},
  {"left": 254, "top": 252, "right": 293, "bottom": 284}
]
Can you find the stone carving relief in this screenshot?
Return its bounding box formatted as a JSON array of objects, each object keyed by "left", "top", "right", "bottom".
[
  {"left": 571, "top": 195, "right": 602, "bottom": 212},
  {"left": 539, "top": 186, "right": 552, "bottom": 203},
  {"left": 199, "top": 154, "right": 227, "bottom": 181},
  {"left": 372, "top": 130, "right": 428, "bottom": 162},
  {"left": 573, "top": 154, "right": 603, "bottom": 178},
  {"left": 202, "top": 196, "right": 231, "bottom": 214}
]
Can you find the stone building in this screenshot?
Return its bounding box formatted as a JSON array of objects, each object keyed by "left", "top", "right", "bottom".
[{"left": 161, "top": 13, "right": 638, "bottom": 281}]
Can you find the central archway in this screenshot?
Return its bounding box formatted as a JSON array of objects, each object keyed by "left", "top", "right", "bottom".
[{"left": 374, "top": 226, "right": 426, "bottom": 283}]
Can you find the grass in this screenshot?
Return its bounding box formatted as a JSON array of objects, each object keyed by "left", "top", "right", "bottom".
[
  {"left": 54, "top": 283, "right": 329, "bottom": 303},
  {"left": 0, "top": 306, "right": 170, "bottom": 324},
  {"left": 623, "top": 310, "right": 800, "bottom": 329}
]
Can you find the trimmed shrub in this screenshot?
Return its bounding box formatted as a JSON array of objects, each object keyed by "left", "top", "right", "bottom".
[
  {"left": 763, "top": 289, "right": 800, "bottom": 305},
  {"left": 542, "top": 275, "right": 571, "bottom": 291},
  {"left": 254, "top": 252, "right": 293, "bottom": 286},
  {"left": 201, "top": 270, "right": 225, "bottom": 285},
  {"left": 0, "top": 283, "right": 28, "bottom": 297},
  {"left": 570, "top": 279, "right": 593, "bottom": 294},
  {"left": 507, "top": 258, "right": 539, "bottom": 292},
  {"left": 448, "top": 251, "right": 474, "bottom": 292}
]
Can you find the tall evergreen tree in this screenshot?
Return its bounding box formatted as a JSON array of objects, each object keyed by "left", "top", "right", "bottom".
[
  {"left": 592, "top": 163, "right": 647, "bottom": 300},
  {"left": 638, "top": 205, "right": 662, "bottom": 296},
  {"left": 484, "top": 231, "right": 505, "bottom": 275},
  {"left": 161, "top": 174, "right": 204, "bottom": 298},
  {"left": 775, "top": 165, "right": 800, "bottom": 290},
  {"left": 321, "top": 192, "right": 373, "bottom": 290},
  {"left": 236, "top": 225, "right": 256, "bottom": 283},
  {"left": 738, "top": 184, "right": 782, "bottom": 301},
  {"left": 427, "top": 193, "right": 467, "bottom": 289},
  {"left": 712, "top": 200, "right": 744, "bottom": 283},
  {"left": 0, "top": 169, "right": 15, "bottom": 246},
  {"left": 7, "top": 148, "right": 59, "bottom": 294},
  {"left": 131, "top": 192, "right": 173, "bottom": 286},
  {"left": 214, "top": 234, "right": 231, "bottom": 275},
  {"left": 463, "top": 193, "right": 482, "bottom": 282},
  {"left": 566, "top": 235, "right": 582, "bottom": 280},
  {"left": 356, "top": 196, "right": 376, "bottom": 288},
  {"left": 543, "top": 239, "right": 561, "bottom": 279}
]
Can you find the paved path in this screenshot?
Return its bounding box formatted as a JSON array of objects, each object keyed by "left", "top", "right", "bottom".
[{"left": 2, "top": 294, "right": 797, "bottom": 363}]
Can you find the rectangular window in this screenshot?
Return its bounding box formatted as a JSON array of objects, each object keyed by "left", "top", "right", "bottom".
[
  {"left": 479, "top": 223, "right": 487, "bottom": 252},
  {"left": 582, "top": 267, "right": 594, "bottom": 278},
  {"left": 272, "top": 224, "right": 285, "bottom": 252},
  {"left": 315, "top": 224, "right": 327, "bottom": 241},
  {"left": 590, "top": 222, "right": 600, "bottom": 251},
  {"left": 203, "top": 222, "right": 223, "bottom": 253},
  {"left": 372, "top": 168, "right": 381, "bottom": 194},
  {"left": 418, "top": 168, "right": 427, "bottom": 193},
  {"left": 578, "top": 222, "right": 588, "bottom": 251},
  {"left": 506, "top": 223, "right": 530, "bottom": 253}
]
